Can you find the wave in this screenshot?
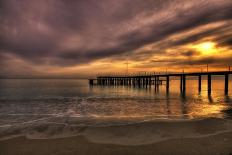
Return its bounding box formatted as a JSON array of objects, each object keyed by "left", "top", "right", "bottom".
[{"left": 0, "top": 117, "right": 232, "bottom": 144}]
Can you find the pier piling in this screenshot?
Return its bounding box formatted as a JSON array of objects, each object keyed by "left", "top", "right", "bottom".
[
  {"left": 198, "top": 75, "right": 201, "bottom": 92},
  {"left": 208, "top": 74, "right": 211, "bottom": 95},
  {"left": 225, "top": 73, "right": 229, "bottom": 95},
  {"left": 166, "top": 76, "right": 169, "bottom": 93},
  {"left": 182, "top": 75, "right": 186, "bottom": 93},
  {"left": 180, "top": 75, "right": 183, "bottom": 92}
]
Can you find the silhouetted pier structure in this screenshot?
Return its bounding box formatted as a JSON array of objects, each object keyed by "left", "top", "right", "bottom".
[{"left": 89, "top": 71, "right": 232, "bottom": 95}]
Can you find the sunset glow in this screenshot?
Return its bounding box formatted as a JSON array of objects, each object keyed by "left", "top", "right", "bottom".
[
  {"left": 194, "top": 42, "right": 217, "bottom": 55},
  {"left": 0, "top": 0, "right": 232, "bottom": 78}
]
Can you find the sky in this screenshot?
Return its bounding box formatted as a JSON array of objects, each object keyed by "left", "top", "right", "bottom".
[{"left": 0, "top": 0, "right": 232, "bottom": 78}]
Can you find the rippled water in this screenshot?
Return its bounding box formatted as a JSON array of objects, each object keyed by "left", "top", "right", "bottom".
[{"left": 0, "top": 78, "right": 232, "bottom": 139}]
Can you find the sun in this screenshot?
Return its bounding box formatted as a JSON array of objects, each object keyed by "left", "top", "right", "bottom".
[
  {"left": 193, "top": 42, "right": 217, "bottom": 55},
  {"left": 198, "top": 42, "right": 214, "bottom": 51}
]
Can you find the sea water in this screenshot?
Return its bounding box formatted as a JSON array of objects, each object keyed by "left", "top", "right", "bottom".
[{"left": 0, "top": 78, "right": 232, "bottom": 139}]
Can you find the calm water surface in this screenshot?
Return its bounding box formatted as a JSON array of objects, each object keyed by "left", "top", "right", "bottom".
[{"left": 0, "top": 78, "right": 232, "bottom": 138}]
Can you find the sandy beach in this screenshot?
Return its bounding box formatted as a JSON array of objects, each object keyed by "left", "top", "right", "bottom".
[{"left": 1, "top": 118, "right": 232, "bottom": 155}]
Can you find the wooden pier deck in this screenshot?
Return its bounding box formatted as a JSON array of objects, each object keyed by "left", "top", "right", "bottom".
[{"left": 89, "top": 71, "right": 232, "bottom": 95}]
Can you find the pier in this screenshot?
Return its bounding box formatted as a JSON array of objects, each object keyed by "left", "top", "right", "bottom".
[{"left": 89, "top": 71, "right": 232, "bottom": 95}]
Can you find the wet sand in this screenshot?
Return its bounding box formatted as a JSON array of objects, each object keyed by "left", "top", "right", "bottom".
[{"left": 1, "top": 118, "right": 232, "bottom": 155}]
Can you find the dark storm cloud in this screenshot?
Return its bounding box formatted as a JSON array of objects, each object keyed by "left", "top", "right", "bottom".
[
  {"left": 117, "top": 6, "right": 231, "bottom": 50},
  {"left": 170, "top": 25, "right": 229, "bottom": 47},
  {"left": 172, "top": 50, "right": 200, "bottom": 57},
  {"left": 0, "top": 0, "right": 232, "bottom": 66},
  {"left": 219, "top": 38, "right": 232, "bottom": 47},
  {"left": 215, "top": 34, "right": 232, "bottom": 47}
]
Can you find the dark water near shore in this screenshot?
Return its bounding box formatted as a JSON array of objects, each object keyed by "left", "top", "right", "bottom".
[{"left": 0, "top": 78, "right": 232, "bottom": 139}]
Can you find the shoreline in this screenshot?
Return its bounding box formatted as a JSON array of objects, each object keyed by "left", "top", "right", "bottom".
[
  {"left": 0, "top": 118, "right": 232, "bottom": 155},
  {"left": 1, "top": 131, "right": 232, "bottom": 155}
]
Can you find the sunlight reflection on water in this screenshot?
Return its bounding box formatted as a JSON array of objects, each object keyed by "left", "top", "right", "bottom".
[{"left": 0, "top": 78, "right": 232, "bottom": 126}]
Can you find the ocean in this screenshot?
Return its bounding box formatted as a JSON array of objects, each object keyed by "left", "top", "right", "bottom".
[{"left": 0, "top": 78, "right": 232, "bottom": 139}]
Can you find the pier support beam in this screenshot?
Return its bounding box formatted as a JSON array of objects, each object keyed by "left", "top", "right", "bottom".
[
  {"left": 198, "top": 75, "right": 201, "bottom": 92},
  {"left": 182, "top": 75, "right": 186, "bottom": 93},
  {"left": 154, "top": 76, "right": 157, "bottom": 91},
  {"left": 89, "top": 79, "right": 94, "bottom": 85},
  {"left": 225, "top": 73, "right": 229, "bottom": 95},
  {"left": 208, "top": 74, "right": 211, "bottom": 95},
  {"left": 180, "top": 75, "right": 183, "bottom": 92},
  {"left": 145, "top": 78, "right": 148, "bottom": 88},
  {"left": 157, "top": 76, "right": 159, "bottom": 92},
  {"left": 138, "top": 78, "right": 141, "bottom": 87},
  {"left": 166, "top": 76, "right": 169, "bottom": 93}
]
